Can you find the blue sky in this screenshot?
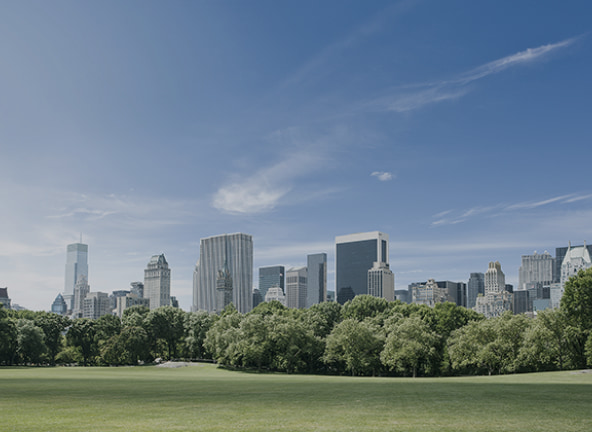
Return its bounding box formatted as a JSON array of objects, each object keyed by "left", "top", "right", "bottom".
[{"left": 1, "top": 1, "right": 591, "bottom": 311}]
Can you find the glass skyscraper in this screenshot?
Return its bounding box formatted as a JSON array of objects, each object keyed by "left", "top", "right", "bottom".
[
  {"left": 258, "top": 265, "right": 285, "bottom": 299},
  {"left": 306, "top": 253, "right": 327, "bottom": 307},
  {"left": 64, "top": 242, "right": 88, "bottom": 310},
  {"left": 193, "top": 233, "right": 253, "bottom": 314},
  {"left": 335, "top": 232, "right": 389, "bottom": 304}
]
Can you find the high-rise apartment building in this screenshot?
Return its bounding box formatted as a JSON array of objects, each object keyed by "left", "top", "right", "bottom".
[
  {"left": 306, "top": 253, "right": 327, "bottom": 307},
  {"left": 555, "top": 243, "right": 592, "bottom": 283},
  {"left": 264, "top": 285, "right": 286, "bottom": 306},
  {"left": 193, "top": 233, "right": 253, "bottom": 313},
  {"left": 518, "top": 251, "right": 554, "bottom": 291},
  {"left": 286, "top": 267, "right": 307, "bottom": 309},
  {"left": 144, "top": 254, "right": 171, "bottom": 310},
  {"left": 335, "top": 231, "right": 389, "bottom": 304},
  {"left": 560, "top": 243, "right": 592, "bottom": 285},
  {"left": 258, "top": 266, "right": 285, "bottom": 300},
  {"left": 64, "top": 242, "right": 88, "bottom": 310},
  {"left": 467, "top": 273, "right": 484, "bottom": 309},
  {"left": 83, "top": 292, "right": 111, "bottom": 319},
  {"left": 72, "top": 275, "right": 90, "bottom": 318},
  {"left": 367, "top": 262, "right": 395, "bottom": 301},
  {"left": 475, "top": 261, "right": 512, "bottom": 318},
  {"left": 130, "top": 282, "right": 144, "bottom": 298},
  {"left": 485, "top": 261, "right": 506, "bottom": 294}
]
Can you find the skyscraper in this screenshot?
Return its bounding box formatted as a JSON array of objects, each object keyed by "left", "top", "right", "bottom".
[
  {"left": 258, "top": 265, "right": 285, "bottom": 300},
  {"left": 475, "top": 261, "right": 512, "bottom": 318},
  {"left": 286, "top": 267, "right": 307, "bottom": 309},
  {"left": 306, "top": 253, "right": 327, "bottom": 307},
  {"left": 64, "top": 242, "right": 88, "bottom": 310},
  {"left": 72, "top": 275, "right": 90, "bottom": 318},
  {"left": 485, "top": 261, "right": 506, "bottom": 294},
  {"left": 216, "top": 261, "right": 233, "bottom": 312},
  {"left": 555, "top": 243, "right": 592, "bottom": 283},
  {"left": 193, "top": 233, "right": 253, "bottom": 313},
  {"left": 367, "top": 261, "right": 395, "bottom": 301},
  {"left": 144, "top": 254, "right": 171, "bottom": 310},
  {"left": 467, "top": 272, "right": 484, "bottom": 309},
  {"left": 518, "top": 251, "right": 554, "bottom": 291},
  {"left": 335, "top": 231, "right": 389, "bottom": 304}
]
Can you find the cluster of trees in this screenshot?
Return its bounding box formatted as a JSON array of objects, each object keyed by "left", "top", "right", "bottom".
[{"left": 2, "top": 268, "right": 592, "bottom": 376}]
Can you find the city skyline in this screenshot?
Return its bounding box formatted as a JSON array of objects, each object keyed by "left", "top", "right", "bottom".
[{"left": 1, "top": 1, "right": 591, "bottom": 311}]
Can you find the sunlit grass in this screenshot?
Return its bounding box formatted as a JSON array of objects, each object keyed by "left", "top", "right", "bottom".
[{"left": 1, "top": 364, "right": 591, "bottom": 431}]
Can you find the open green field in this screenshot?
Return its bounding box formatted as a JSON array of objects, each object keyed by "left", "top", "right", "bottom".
[{"left": 1, "top": 364, "right": 591, "bottom": 432}]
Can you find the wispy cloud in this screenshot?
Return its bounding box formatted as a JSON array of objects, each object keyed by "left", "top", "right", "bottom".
[
  {"left": 364, "top": 36, "right": 580, "bottom": 113},
  {"left": 371, "top": 171, "right": 394, "bottom": 181},
  {"left": 432, "top": 193, "right": 592, "bottom": 226}
]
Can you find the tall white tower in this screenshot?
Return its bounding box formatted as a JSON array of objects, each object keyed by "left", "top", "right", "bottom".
[
  {"left": 485, "top": 261, "right": 505, "bottom": 294},
  {"left": 144, "top": 254, "right": 171, "bottom": 310}
]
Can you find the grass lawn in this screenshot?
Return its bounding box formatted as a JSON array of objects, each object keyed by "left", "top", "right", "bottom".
[{"left": 1, "top": 364, "right": 591, "bottom": 432}]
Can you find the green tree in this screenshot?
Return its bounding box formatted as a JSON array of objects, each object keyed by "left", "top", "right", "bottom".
[
  {"left": 561, "top": 267, "right": 592, "bottom": 367},
  {"left": 381, "top": 316, "right": 440, "bottom": 378},
  {"left": 34, "top": 312, "right": 71, "bottom": 365},
  {"left": 299, "top": 301, "right": 343, "bottom": 338},
  {"left": 122, "top": 305, "right": 150, "bottom": 328},
  {"left": 204, "top": 311, "right": 243, "bottom": 365},
  {"left": 16, "top": 319, "right": 47, "bottom": 364},
  {"left": 324, "top": 318, "right": 384, "bottom": 376},
  {"left": 0, "top": 305, "right": 18, "bottom": 365},
  {"left": 517, "top": 309, "right": 568, "bottom": 371},
  {"left": 342, "top": 295, "right": 390, "bottom": 322},
  {"left": 67, "top": 318, "right": 97, "bottom": 366},
  {"left": 184, "top": 311, "right": 217, "bottom": 359},
  {"left": 146, "top": 306, "right": 187, "bottom": 359}
]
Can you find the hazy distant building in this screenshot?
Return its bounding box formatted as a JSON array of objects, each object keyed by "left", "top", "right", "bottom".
[
  {"left": 306, "top": 253, "right": 327, "bottom": 307},
  {"left": 264, "top": 285, "right": 286, "bottom": 306},
  {"left": 0, "top": 287, "right": 11, "bottom": 310},
  {"left": 193, "top": 233, "right": 253, "bottom": 313},
  {"left": 467, "top": 273, "right": 484, "bottom": 309},
  {"left": 130, "top": 282, "right": 144, "bottom": 298},
  {"left": 109, "top": 290, "right": 130, "bottom": 311},
  {"left": 367, "top": 262, "right": 395, "bottom": 301},
  {"left": 437, "top": 280, "right": 466, "bottom": 307},
  {"left": 560, "top": 243, "right": 592, "bottom": 285},
  {"left": 51, "top": 293, "right": 67, "bottom": 315},
  {"left": 395, "top": 289, "right": 410, "bottom": 304},
  {"left": 83, "top": 292, "right": 110, "bottom": 319},
  {"left": 216, "top": 261, "right": 233, "bottom": 313},
  {"left": 513, "top": 290, "right": 530, "bottom": 314},
  {"left": 72, "top": 275, "right": 90, "bottom": 318},
  {"left": 286, "top": 267, "right": 307, "bottom": 309},
  {"left": 258, "top": 266, "right": 285, "bottom": 300},
  {"left": 555, "top": 243, "right": 592, "bottom": 283},
  {"left": 144, "top": 254, "right": 171, "bottom": 310},
  {"left": 335, "top": 231, "right": 389, "bottom": 304},
  {"left": 252, "top": 289, "right": 263, "bottom": 308},
  {"left": 518, "top": 251, "right": 554, "bottom": 291},
  {"left": 326, "top": 291, "right": 335, "bottom": 302},
  {"left": 64, "top": 242, "right": 88, "bottom": 310},
  {"left": 411, "top": 279, "right": 447, "bottom": 307},
  {"left": 475, "top": 261, "right": 512, "bottom": 318},
  {"left": 115, "top": 293, "right": 150, "bottom": 318}
]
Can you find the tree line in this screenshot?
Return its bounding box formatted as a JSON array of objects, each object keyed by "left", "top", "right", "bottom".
[{"left": 2, "top": 267, "right": 592, "bottom": 376}]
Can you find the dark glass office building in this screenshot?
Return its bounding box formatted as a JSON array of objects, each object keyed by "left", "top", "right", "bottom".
[
  {"left": 335, "top": 232, "right": 389, "bottom": 304},
  {"left": 258, "top": 265, "right": 285, "bottom": 299},
  {"left": 306, "top": 253, "right": 327, "bottom": 307}
]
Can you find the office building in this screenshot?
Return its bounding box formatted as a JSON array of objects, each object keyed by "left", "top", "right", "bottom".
[
  {"left": 560, "top": 243, "right": 592, "bottom": 285},
  {"left": 216, "top": 261, "right": 233, "bottom": 312},
  {"left": 367, "top": 262, "right": 395, "bottom": 301},
  {"left": 115, "top": 293, "right": 150, "bottom": 318},
  {"left": 83, "top": 292, "right": 111, "bottom": 319},
  {"left": 411, "top": 279, "right": 447, "bottom": 307},
  {"left": 307, "top": 253, "right": 327, "bottom": 307},
  {"left": 130, "top": 282, "right": 144, "bottom": 298},
  {"left": 335, "top": 231, "right": 389, "bottom": 304},
  {"left": 436, "top": 280, "right": 466, "bottom": 307},
  {"left": 475, "top": 261, "right": 512, "bottom": 318},
  {"left": 555, "top": 243, "right": 592, "bottom": 283},
  {"left": 72, "top": 275, "right": 90, "bottom": 318},
  {"left": 110, "top": 290, "right": 131, "bottom": 311},
  {"left": 252, "top": 289, "right": 263, "bottom": 308},
  {"left": 467, "top": 273, "right": 484, "bottom": 309},
  {"left": 286, "top": 267, "right": 307, "bottom": 309},
  {"left": 51, "top": 293, "right": 67, "bottom": 315},
  {"left": 258, "top": 266, "right": 285, "bottom": 300},
  {"left": 64, "top": 242, "right": 88, "bottom": 310},
  {"left": 193, "top": 233, "right": 253, "bottom": 313},
  {"left": 264, "top": 285, "right": 286, "bottom": 306},
  {"left": 0, "top": 287, "right": 11, "bottom": 310},
  {"left": 144, "top": 254, "right": 171, "bottom": 310},
  {"left": 518, "top": 251, "right": 554, "bottom": 291},
  {"left": 513, "top": 290, "right": 530, "bottom": 315}
]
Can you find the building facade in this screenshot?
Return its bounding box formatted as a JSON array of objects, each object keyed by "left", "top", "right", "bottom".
[
  {"left": 335, "top": 231, "right": 389, "bottom": 304},
  {"left": 467, "top": 272, "right": 484, "bottom": 309},
  {"left": 475, "top": 261, "right": 512, "bottom": 318},
  {"left": 306, "top": 253, "right": 327, "bottom": 307},
  {"left": 411, "top": 279, "right": 447, "bottom": 307},
  {"left": 72, "top": 275, "right": 90, "bottom": 318},
  {"left": 216, "top": 261, "right": 233, "bottom": 312},
  {"left": 193, "top": 233, "right": 253, "bottom": 313},
  {"left": 264, "top": 285, "right": 286, "bottom": 306},
  {"left": 115, "top": 293, "right": 150, "bottom": 318},
  {"left": 560, "top": 243, "right": 592, "bottom": 285},
  {"left": 518, "top": 251, "right": 554, "bottom": 291},
  {"left": 367, "top": 261, "right": 395, "bottom": 301},
  {"left": 51, "top": 293, "right": 67, "bottom": 315},
  {"left": 0, "top": 287, "right": 11, "bottom": 310},
  {"left": 64, "top": 242, "right": 88, "bottom": 310},
  {"left": 258, "top": 266, "right": 285, "bottom": 300},
  {"left": 82, "top": 292, "right": 110, "bottom": 319},
  {"left": 144, "top": 254, "right": 171, "bottom": 310},
  {"left": 286, "top": 267, "right": 307, "bottom": 309}
]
